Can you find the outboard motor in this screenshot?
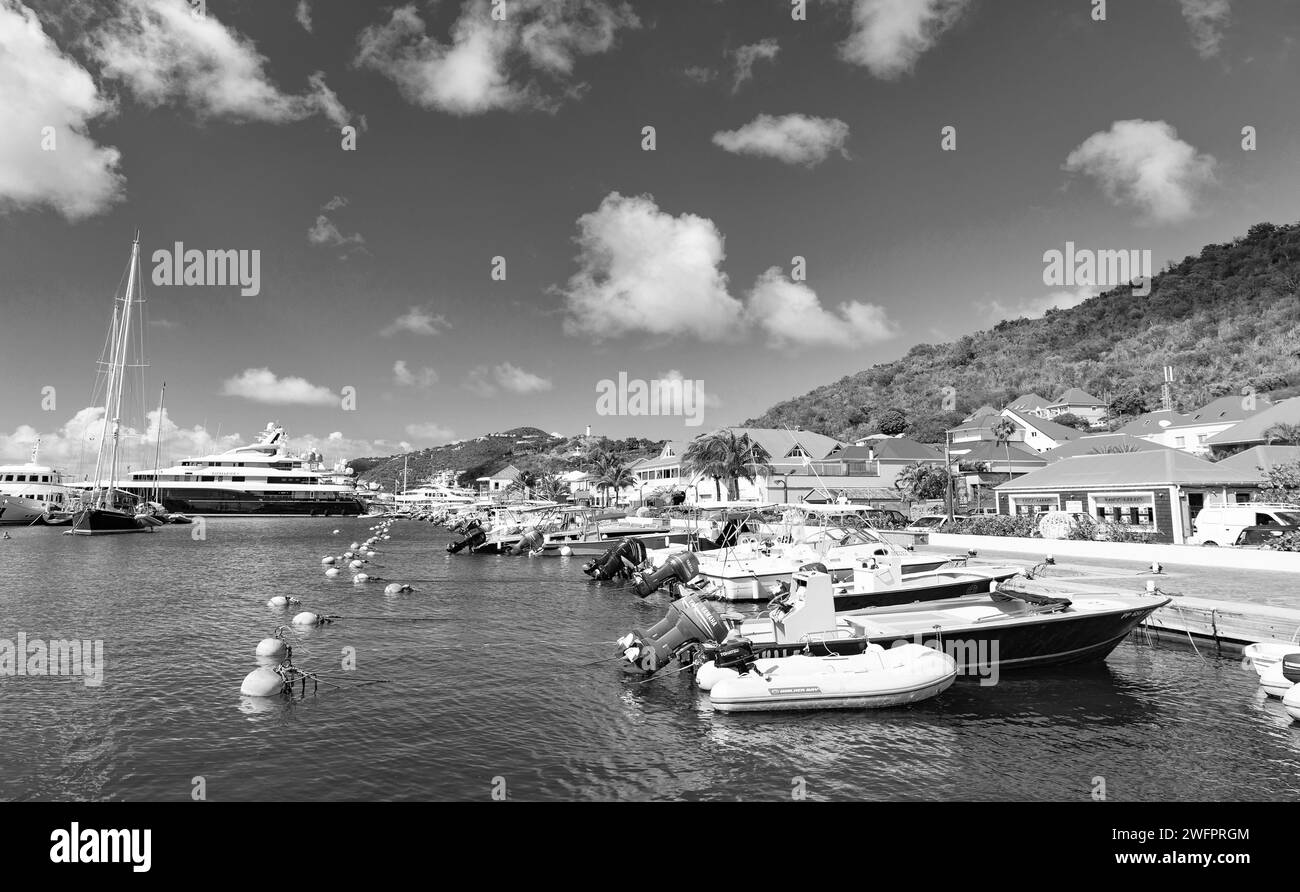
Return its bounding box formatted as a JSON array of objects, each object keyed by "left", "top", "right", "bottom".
[
  {"left": 630, "top": 552, "right": 701, "bottom": 598},
  {"left": 508, "top": 529, "right": 545, "bottom": 556},
  {"left": 582, "top": 538, "right": 647, "bottom": 580},
  {"left": 618, "top": 593, "right": 730, "bottom": 674},
  {"left": 446, "top": 526, "right": 487, "bottom": 554}
]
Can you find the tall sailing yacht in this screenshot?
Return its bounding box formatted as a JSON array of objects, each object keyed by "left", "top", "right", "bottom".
[{"left": 68, "top": 232, "right": 164, "bottom": 535}]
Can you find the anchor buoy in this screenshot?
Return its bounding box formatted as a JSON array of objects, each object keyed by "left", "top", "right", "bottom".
[
  {"left": 351, "top": 542, "right": 360, "bottom": 549},
  {"left": 332, "top": 529, "right": 340, "bottom": 535},
  {"left": 240, "top": 667, "right": 283, "bottom": 697},
  {"left": 292, "top": 611, "right": 325, "bottom": 626},
  {"left": 384, "top": 583, "right": 414, "bottom": 594},
  {"left": 321, "top": 556, "right": 336, "bottom": 565},
  {"left": 353, "top": 573, "right": 369, "bottom": 584},
  {"left": 267, "top": 595, "right": 300, "bottom": 607},
  {"left": 559, "top": 545, "right": 573, "bottom": 557},
  {"left": 324, "top": 568, "right": 340, "bottom": 577},
  {"left": 255, "top": 637, "right": 286, "bottom": 657},
  {"left": 349, "top": 560, "right": 364, "bottom": 569}
]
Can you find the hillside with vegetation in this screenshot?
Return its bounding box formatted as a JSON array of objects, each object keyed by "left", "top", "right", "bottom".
[
  {"left": 745, "top": 222, "right": 1300, "bottom": 443},
  {"left": 350, "top": 427, "right": 664, "bottom": 491}
]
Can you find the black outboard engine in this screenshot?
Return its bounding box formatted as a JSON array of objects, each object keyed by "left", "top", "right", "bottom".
[
  {"left": 630, "top": 552, "right": 701, "bottom": 598},
  {"left": 618, "top": 593, "right": 730, "bottom": 674},
  {"left": 582, "top": 538, "right": 648, "bottom": 580},
  {"left": 507, "top": 529, "right": 545, "bottom": 555},
  {"left": 446, "top": 526, "right": 487, "bottom": 554}
]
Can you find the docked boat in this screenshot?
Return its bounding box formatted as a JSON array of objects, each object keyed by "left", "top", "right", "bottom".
[
  {"left": 114, "top": 422, "right": 366, "bottom": 516},
  {"left": 649, "top": 523, "right": 966, "bottom": 601},
  {"left": 702, "top": 644, "right": 957, "bottom": 712},
  {"left": 1241, "top": 641, "right": 1300, "bottom": 680},
  {"left": 772, "top": 555, "right": 1023, "bottom": 612},
  {"left": 0, "top": 443, "right": 78, "bottom": 525},
  {"left": 68, "top": 233, "right": 163, "bottom": 536},
  {"left": 618, "top": 567, "right": 1169, "bottom": 676}
]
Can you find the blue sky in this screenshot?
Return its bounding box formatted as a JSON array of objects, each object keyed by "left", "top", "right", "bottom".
[{"left": 2, "top": 0, "right": 1298, "bottom": 475}]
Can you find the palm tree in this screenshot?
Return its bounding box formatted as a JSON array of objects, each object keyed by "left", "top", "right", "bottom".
[
  {"left": 531, "top": 473, "right": 571, "bottom": 503},
  {"left": 894, "top": 462, "right": 947, "bottom": 503},
  {"left": 991, "top": 418, "right": 1018, "bottom": 481},
  {"left": 683, "top": 430, "right": 774, "bottom": 501},
  {"left": 1088, "top": 444, "right": 1140, "bottom": 455},
  {"left": 589, "top": 452, "right": 635, "bottom": 507},
  {"left": 1263, "top": 423, "right": 1300, "bottom": 445},
  {"left": 504, "top": 469, "right": 537, "bottom": 501}
]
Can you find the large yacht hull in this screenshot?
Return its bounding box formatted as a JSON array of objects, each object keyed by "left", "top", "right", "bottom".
[
  {"left": 145, "top": 490, "right": 365, "bottom": 517},
  {"left": 66, "top": 507, "right": 161, "bottom": 535}
]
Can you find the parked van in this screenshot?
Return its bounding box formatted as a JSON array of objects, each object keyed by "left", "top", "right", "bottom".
[{"left": 1189, "top": 504, "right": 1300, "bottom": 546}]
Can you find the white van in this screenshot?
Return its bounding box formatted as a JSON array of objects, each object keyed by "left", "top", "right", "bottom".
[{"left": 1189, "top": 504, "right": 1300, "bottom": 546}]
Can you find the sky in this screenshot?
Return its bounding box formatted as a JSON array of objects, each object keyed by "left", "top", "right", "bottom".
[{"left": 2, "top": 0, "right": 1299, "bottom": 475}]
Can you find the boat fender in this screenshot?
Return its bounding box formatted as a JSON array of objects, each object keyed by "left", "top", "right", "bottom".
[
  {"left": 240, "top": 667, "right": 285, "bottom": 697},
  {"left": 324, "top": 568, "right": 340, "bottom": 577}
]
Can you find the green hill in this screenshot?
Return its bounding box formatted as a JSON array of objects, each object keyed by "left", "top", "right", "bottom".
[
  {"left": 745, "top": 221, "right": 1300, "bottom": 443},
  {"left": 351, "top": 428, "right": 664, "bottom": 490}
]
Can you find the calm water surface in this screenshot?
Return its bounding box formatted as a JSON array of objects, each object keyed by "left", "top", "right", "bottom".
[{"left": 1, "top": 518, "right": 1298, "bottom": 801}]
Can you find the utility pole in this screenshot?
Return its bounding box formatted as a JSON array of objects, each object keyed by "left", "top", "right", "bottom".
[{"left": 944, "top": 430, "right": 954, "bottom": 522}]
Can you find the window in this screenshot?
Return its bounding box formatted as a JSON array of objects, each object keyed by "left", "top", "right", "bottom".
[
  {"left": 1256, "top": 513, "right": 1277, "bottom": 526},
  {"left": 1175, "top": 437, "right": 1185, "bottom": 448},
  {"left": 15, "top": 475, "right": 25, "bottom": 482}
]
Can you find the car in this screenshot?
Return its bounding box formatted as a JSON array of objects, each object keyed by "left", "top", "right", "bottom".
[
  {"left": 1234, "top": 524, "right": 1300, "bottom": 547},
  {"left": 905, "top": 514, "right": 954, "bottom": 533},
  {"left": 1190, "top": 504, "right": 1300, "bottom": 547}
]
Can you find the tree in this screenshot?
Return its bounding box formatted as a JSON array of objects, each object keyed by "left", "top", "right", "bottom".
[
  {"left": 1263, "top": 423, "right": 1300, "bottom": 445},
  {"left": 682, "top": 430, "right": 774, "bottom": 501},
  {"left": 877, "top": 408, "right": 908, "bottom": 436},
  {"left": 1053, "top": 412, "right": 1090, "bottom": 430},
  {"left": 589, "top": 453, "right": 635, "bottom": 507},
  {"left": 1257, "top": 461, "right": 1300, "bottom": 505},
  {"left": 894, "top": 462, "right": 950, "bottom": 502},
  {"left": 504, "top": 470, "right": 537, "bottom": 500},
  {"left": 1107, "top": 391, "right": 1149, "bottom": 420},
  {"left": 991, "top": 417, "right": 1019, "bottom": 479},
  {"left": 531, "top": 474, "right": 571, "bottom": 503}
]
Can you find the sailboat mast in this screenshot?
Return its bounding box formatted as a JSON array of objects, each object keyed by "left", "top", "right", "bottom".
[
  {"left": 90, "top": 304, "right": 121, "bottom": 506},
  {"left": 107, "top": 233, "right": 141, "bottom": 505},
  {"left": 151, "top": 381, "right": 166, "bottom": 504}
]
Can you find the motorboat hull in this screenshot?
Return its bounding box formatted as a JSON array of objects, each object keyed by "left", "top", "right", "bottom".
[
  {"left": 831, "top": 569, "right": 1021, "bottom": 612},
  {"left": 709, "top": 647, "right": 957, "bottom": 712}
]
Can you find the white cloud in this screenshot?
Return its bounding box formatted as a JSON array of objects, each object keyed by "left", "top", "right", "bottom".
[
  {"left": 558, "top": 192, "right": 745, "bottom": 340},
  {"left": 90, "top": 0, "right": 352, "bottom": 125},
  {"left": 683, "top": 65, "right": 716, "bottom": 84},
  {"left": 465, "top": 362, "right": 552, "bottom": 395},
  {"left": 322, "top": 195, "right": 348, "bottom": 212},
  {"left": 354, "top": 0, "right": 638, "bottom": 115},
  {"left": 404, "top": 422, "right": 455, "bottom": 443},
  {"left": 747, "top": 268, "right": 897, "bottom": 348},
  {"left": 220, "top": 368, "right": 338, "bottom": 405},
  {"left": 295, "top": 0, "right": 313, "bottom": 33},
  {"left": 0, "top": 1, "right": 124, "bottom": 219},
  {"left": 658, "top": 369, "right": 723, "bottom": 408},
  {"left": 712, "top": 114, "right": 850, "bottom": 167},
  {"left": 839, "top": 0, "right": 970, "bottom": 78},
  {"left": 393, "top": 359, "right": 438, "bottom": 389},
  {"left": 494, "top": 362, "right": 552, "bottom": 393},
  {"left": 1179, "top": 0, "right": 1231, "bottom": 59},
  {"left": 1063, "top": 119, "right": 1216, "bottom": 224},
  {"left": 308, "top": 215, "right": 365, "bottom": 249},
  {"left": 730, "top": 38, "right": 779, "bottom": 92},
  {"left": 986, "top": 286, "right": 1095, "bottom": 322},
  {"left": 381, "top": 306, "right": 450, "bottom": 337}
]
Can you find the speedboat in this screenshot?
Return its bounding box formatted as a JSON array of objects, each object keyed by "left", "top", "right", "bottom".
[
  {"left": 703, "top": 644, "right": 957, "bottom": 712},
  {"left": 649, "top": 524, "right": 965, "bottom": 601},
  {"left": 1241, "top": 641, "right": 1300, "bottom": 680},
  {"left": 618, "top": 568, "right": 1169, "bottom": 676}
]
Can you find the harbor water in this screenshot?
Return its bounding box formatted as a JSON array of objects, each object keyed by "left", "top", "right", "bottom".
[{"left": 2, "top": 518, "right": 1298, "bottom": 802}]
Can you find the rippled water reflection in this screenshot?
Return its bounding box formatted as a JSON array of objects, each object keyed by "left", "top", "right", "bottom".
[{"left": 0, "top": 519, "right": 1296, "bottom": 801}]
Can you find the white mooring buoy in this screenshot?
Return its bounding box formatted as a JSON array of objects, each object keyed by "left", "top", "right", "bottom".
[
  {"left": 267, "top": 595, "right": 300, "bottom": 608},
  {"left": 255, "top": 637, "right": 286, "bottom": 657},
  {"left": 353, "top": 573, "right": 369, "bottom": 584},
  {"left": 292, "top": 611, "right": 323, "bottom": 626},
  {"left": 325, "top": 567, "right": 340, "bottom": 577},
  {"left": 559, "top": 545, "right": 573, "bottom": 557},
  {"left": 240, "top": 667, "right": 283, "bottom": 697}
]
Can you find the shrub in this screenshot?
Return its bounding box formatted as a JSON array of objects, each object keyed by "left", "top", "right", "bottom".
[
  {"left": 1262, "top": 531, "right": 1300, "bottom": 552},
  {"left": 945, "top": 514, "right": 1038, "bottom": 537}
]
